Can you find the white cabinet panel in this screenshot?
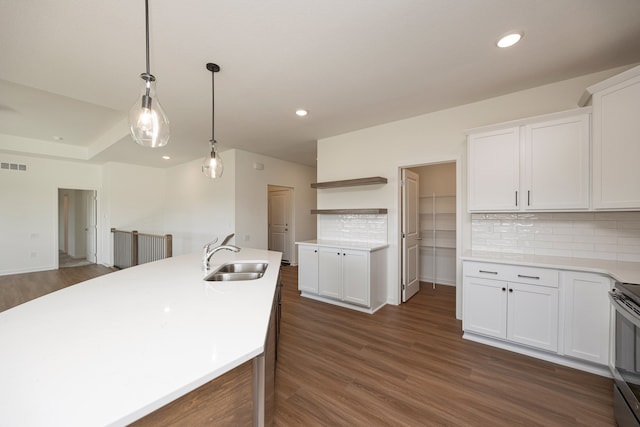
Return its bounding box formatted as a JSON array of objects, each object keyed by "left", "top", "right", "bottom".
[
  {"left": 318, "top": 247, "right": 342, "bottom": 299},
  {"left": 524, "top": 114, "right": 590, "bottom": 210},
  {"left": 592, "top": 72, "right": 640, "bottom": 209},
  {"left": 297, "top": 244, "right": 318, "bottom": 293},
  {"left": 468, "top": 127, "right": 519, "bottom": 211},
  {"left": 563, "top": 272, "right": 611, "bottom": 365},
  {"left": 342, "top": 249, "right": 369, "bottom": 306},
  {"left": 463, "top": 276, "right": 507, "bottom": 339},
  {"left": 507, "top": 282, "right": 559, "bottom": 352}
]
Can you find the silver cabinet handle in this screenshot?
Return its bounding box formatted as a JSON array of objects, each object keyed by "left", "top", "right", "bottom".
[
  {"left": 479, "top": 270, "right": 498, "bottom": 275},
  {"left": 517, "top": 274, "right": 540, "bottom": 280}
]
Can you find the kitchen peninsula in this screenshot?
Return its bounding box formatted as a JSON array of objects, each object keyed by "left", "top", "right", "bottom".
[{"left": 0, "top": 248, "right": 282, "bottom": 426}]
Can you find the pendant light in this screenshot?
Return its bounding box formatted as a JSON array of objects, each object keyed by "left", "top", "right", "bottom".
[
  {"left": 202, "top": 63, "right": 224, "bottom": 178},
  {"left": 129, "top": 0, "right": 170, "bottom": 148}
]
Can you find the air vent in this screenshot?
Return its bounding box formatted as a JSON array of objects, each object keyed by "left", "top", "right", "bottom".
[{"left": 1, "top": 162, "right": 27, "bottom": 172}]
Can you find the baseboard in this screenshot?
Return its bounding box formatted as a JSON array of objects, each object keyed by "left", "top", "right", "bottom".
[
  {"left": 300, "top": 292, "right": 386, "bottom": 314},
  {"left": 463, "top": 331, "right": 612, "bottom": 378}
]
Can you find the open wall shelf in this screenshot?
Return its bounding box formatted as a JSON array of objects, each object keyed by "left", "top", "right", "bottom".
[
  {"left": 311, "top": 208, "right": 388, "bottom": 215},
  {"left": 311, "top": 176, "right": 387, "bottom": 189}
]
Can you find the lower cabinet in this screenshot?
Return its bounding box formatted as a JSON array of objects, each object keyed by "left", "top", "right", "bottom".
[
  {"left": 463, "top": 260, "right": 612, "bottom": 373},
  {"left": 463, "top": 263, "right": 559, "bottom": 352},
  {"left": 298, "top": 244, "right": 319, "bottom": 293},
  {"left": 562, "top": 271, "right": 612, "bottom": 366},
  {"left": 297, "top": 243, "right": 387, "bottom": 313}
]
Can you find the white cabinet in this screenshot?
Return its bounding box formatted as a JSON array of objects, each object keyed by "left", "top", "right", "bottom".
[
  {"left": 297, "top": 244, "right": 318, "bottom": 293},
  {"left": 296, "top": 242, "right": 388, "bottom": 313},
  {"left": 467, "top": 109, "right": 590, "bottom": 212},
  {"left": 523, "top": 115, "right": 590, "bottom": 210},
  {"left": 562, "top": 271, "right": 612, "bottom": 365},
  {"left": 318, "top": 247, "right": 343, "bottom": 299},
  {"left": 589, "top": 66, "right": 640, "bottom": 209},
  {"left": 319, "top": 247, "right": 369, "bottom": 306},
  {"left": 463, "top": 262, "right": 559, "bottom": 352},
  {"left": 468, "top": 127, "right": 519, "bottom": 211}
]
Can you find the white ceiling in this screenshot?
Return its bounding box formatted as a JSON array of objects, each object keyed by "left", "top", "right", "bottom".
[{"left": 1, "top": 0, "right": 639, "bottom": 168}]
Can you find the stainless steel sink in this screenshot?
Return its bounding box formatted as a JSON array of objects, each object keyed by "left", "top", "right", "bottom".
[{"left": 204, "top": 262, "right": 268, "bottom": 282}]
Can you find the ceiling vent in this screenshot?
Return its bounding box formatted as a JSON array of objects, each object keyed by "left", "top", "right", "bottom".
[{"left": 1, "top": 162, "right": 27, "bottom": 172}]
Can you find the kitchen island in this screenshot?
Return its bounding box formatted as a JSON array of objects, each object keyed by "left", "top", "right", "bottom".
[{"left": 0, "top": 247, "right": 282, "bottom": 426}]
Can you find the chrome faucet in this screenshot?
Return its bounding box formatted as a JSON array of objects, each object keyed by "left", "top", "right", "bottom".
[{"left": 203, "top": 233, "right": 241, "bottom": 271}]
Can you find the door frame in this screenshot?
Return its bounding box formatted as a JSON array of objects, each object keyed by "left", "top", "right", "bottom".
[
  {"left": 397, "top": 155, "right": 463, "bottom": 319},
  {"left": 56, "top": 187, "right": 99, "bottom": 268}
]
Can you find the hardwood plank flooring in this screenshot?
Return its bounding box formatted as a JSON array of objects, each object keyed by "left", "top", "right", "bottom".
[
  {"left": 0, "top": 264, "right": 115, "bottom": 312},
  {"left": 275, "top": 266, "right": 615, "bottom": 427},
  {"left": 0, "top": 264, "right": 615, "bottom": 426}
]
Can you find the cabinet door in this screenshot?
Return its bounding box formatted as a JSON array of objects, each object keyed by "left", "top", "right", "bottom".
[
  {"left": 523, "top": 114, "right": 590, "bottom": 210},
  {"left": 593, "top": 74, "right": 640, "bottom": 209},
  {"left": 318, "top": 247, "right": 342, "bottom": 300},
  {"left": 342, "top": 249, "right": 369, "bottom": 307},
  {"left": 463, "top": 276, "right": 507, "bottom": 339},
  {"left": 507, "top": 282, "right": 559, "bottom": 352},
  {"left": 563, "top": 272, "right": 611, "bottom": 365},
  {"left": 297, "top": 245, "right": 319, "bottom": 293},
  {"left": 468, "top": 127, "right": 520, "bottom": 211}
]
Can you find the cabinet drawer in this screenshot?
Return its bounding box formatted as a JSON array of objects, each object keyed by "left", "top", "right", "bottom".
[
  {"left": 463, "top": 261, "right": 509, "bottom": 281},
  {"left": 463, "top": 261, "right": 558, "bottom": 287},
  {"left": 503, "top": 265, "right": 558, "bottom": 287}
]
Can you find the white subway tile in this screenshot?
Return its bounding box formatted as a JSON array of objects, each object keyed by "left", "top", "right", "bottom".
[{"left": 573, "top": 250, "right": 617, "bottom": 261}]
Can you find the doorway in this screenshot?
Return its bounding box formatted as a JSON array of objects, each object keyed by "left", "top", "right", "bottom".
[
  {"left": 400, "top": 161, "right": 458, "bottom": 302},
  {"left": 267, "top": 185, "right": 294, "bottom": 264},
  {"left": 58, "top": 189, "right": 97, "bottom": 268}
]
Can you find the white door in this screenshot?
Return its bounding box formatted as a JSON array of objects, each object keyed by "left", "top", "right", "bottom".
[
  {"left": 507, "top": 282, "right": 559, "bottom": 352},
  {"left": 342, "top": 249, "right": 369, "bottom": 306},
  {"left": 85, "top": 190, "right": 97, "bottom": 263},
  {"left": 298, "top": 244, "right": 319, "bottom": 293},
  {"left": 402, "top": 169, "right": 420, "bottom": 302},
  {"left": 318, "top": 247, "right": 342, "bottom": 300},
  {"left": 462, "top": 276, "right": 507, "bottom": 339},
  {"left": 268, "top": 189, "right": 291, "bottom": 262}
]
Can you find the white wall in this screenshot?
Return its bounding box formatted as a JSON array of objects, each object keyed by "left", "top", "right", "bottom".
[
  {"left": 101, "top": 162, "right": 167, "bottom": 265},
  {"left": 317, "top": 66, "right": 629, "bottom": 311},
  {"left": 163, "top": 150, "right": 237, "bottom": 256},
  {"left": 234, "top": 149, "right": 317, "bottom": 265},
  {"left": 0, "top": 154, "right": 101, "bottom": 275}
]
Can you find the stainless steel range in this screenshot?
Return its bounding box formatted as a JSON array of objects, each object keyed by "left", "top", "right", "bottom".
[{"left": 610, "top": 282, "right": 640, "bottom": 427}]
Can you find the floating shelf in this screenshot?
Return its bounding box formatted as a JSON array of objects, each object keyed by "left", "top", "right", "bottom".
[
  {"left": 311, "top": 208, "right": 388, "bottom": 215},
  {"left": 311, "top": 176, "right": 387, "bottom": 189}
]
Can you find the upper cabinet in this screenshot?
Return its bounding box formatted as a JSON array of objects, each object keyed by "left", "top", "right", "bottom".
[
  {"left": 583, "top": 65, "right": 640, "bottom": 210},
  {"left": 467, "top": 109, "right": 590, "bottom": 212}
]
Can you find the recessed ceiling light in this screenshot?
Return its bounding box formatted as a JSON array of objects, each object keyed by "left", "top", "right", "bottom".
[
  {"left": 295, "top": 109, "right": 308, "bottom": 117},
  {"left": 497, "top": 32, "right": 523, "bottom": 48},
  {"left": 52, "top": 136, "right": 64, "bottom": 141},
  {"left": 162, "top": 155, "right": 171, "bottom": 160}
]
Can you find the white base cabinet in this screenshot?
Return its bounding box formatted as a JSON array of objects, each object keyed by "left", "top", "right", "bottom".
[
  {"left": 463, "top": 260, "right": 612, "bottom": 375},
  {"left": 297, "top": 244, "right": 319, "bottom": 293},
  {"left": 562, "top": 271, "right": 612, "bottom": 366},
  {"left": 463, "top": 262, "right": 559, "bottom": 352},
  {"left": 297, "top": 242, "right": 387, "bottom": 313}
]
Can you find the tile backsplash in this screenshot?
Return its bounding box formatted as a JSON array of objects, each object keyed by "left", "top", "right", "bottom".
[
  {"left": 318, "top": 214, "right": 387, "bottom": 244},
  {"left": 471, "top": 212, "right": 640, "bottom": 262}
]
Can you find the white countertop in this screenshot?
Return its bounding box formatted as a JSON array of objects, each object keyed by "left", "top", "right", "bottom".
[
  {"left": 462, "top": 250, "right": 640, "bottom": 284},
  {"left": 296, "top": 239, "right": 389, "bottom": 251},
  {"left": 0, "top": 248, "right": 282, "bottom": 427}
]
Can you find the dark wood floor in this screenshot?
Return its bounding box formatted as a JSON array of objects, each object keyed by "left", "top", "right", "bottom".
[
  {"left": 0, "top": 264, "right": 115, "bottom": 312},
  {"left": 275, "top": 266, "right": 615, "bottom": 427},
  {"left": 0, "top": 264, "right": 615, "bottom": 426}
]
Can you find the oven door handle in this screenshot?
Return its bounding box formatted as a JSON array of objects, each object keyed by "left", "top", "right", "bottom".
[{"left": 609, "top": 291, "right": 640, "bottom": 329}]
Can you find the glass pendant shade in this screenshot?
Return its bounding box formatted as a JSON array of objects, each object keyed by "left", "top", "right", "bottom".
[
  {"left": 202, "top": 141, "right": 224, "bottom": 178},
  {"left": 129, "top": 75, "right": 170, "bottom": 148}
]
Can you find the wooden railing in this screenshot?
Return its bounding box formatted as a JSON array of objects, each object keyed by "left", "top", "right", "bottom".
[{"left": 111, "top": 228, "right": 172, "bottom": 269}]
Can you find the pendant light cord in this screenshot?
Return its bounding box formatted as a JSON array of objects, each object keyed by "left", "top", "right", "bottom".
[
  {"left": 145, "top": 0, "right": 150, "bottom": 76},
  {"left": 211, "top": 67, "right": 215, "bottom": 144}
]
